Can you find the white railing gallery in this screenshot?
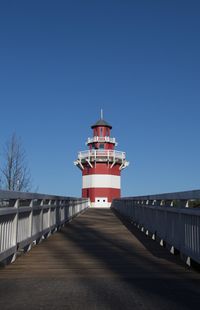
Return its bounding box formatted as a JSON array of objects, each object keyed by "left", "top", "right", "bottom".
[
  {"left": 111, "top": 190, "right": 200, "bottom": 265},
  {"left": 0, "top": 190, "right": 89, "bottom": 264},
  {"left": 87, "top": 136, "right": 117, "bottom": 145},
  {"left": 78, "top": 150, "right": 126, "bottom": 162}
]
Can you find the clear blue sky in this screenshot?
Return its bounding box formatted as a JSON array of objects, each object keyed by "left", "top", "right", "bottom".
[{"left": 0, "top": 0, "right": 200, "bottom": 197}]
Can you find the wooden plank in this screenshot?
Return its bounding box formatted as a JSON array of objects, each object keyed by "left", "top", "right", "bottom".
[{"left": 0, "top": 208, "right": 200, "bottom": 310}]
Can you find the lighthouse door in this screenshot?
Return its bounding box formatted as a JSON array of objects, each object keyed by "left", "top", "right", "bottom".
[{"left": 95, "top": 197, "right": 108, "bottom": 208}]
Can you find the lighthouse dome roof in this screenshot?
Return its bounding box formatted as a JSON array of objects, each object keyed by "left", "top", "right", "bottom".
[{"left": 91, "top": 119, "right": 112, "bottom": 129}]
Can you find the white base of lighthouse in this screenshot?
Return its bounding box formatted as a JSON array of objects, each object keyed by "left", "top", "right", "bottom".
[
  {"left": 90, "top": 202, "right": 111, "bottom": 208},
  {"left": 90, "top": 198, "right": 111, "bottom": 208}
]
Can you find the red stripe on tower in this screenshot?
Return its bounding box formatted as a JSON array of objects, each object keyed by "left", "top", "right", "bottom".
[{"left": 74, "top": 110, "right": 129, "bottom": 208}]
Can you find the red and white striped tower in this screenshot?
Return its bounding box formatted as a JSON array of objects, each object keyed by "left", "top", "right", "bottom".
[{"left": 74, "top": 111, "right": 129, "bottom": 207}]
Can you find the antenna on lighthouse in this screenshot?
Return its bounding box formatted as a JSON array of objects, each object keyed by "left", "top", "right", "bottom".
[{"left": 101, "top": 109, "right": 104, "bottom": 120}]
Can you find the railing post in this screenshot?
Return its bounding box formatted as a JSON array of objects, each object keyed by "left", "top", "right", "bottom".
[
  {"left": 41, "top": 199, "right": 44, "bottom": 240},
  {"left": 56, "top": 199, "right": 61, "bottom": 229},
  {"left": 11, "top": 199, "right": 19, "bottom": 263},
  {"left": 27, "top": 199, "right": 33, "bottom": 252},
  {"left": 47, "top": 200, "right": 51, "bottom": 237}
]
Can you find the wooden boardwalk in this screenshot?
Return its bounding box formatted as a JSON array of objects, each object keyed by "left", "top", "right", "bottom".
[{"left": 0, "top": 208, "right": 200, "bottom": 310}]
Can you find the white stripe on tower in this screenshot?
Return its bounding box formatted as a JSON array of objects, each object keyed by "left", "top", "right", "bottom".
[{"left": 82, "top": 174, "right": 120, "bottom": 189}]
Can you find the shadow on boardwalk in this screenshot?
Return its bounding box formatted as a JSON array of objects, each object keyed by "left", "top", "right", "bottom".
[{"left": 0, "top": 208, "right": 200, "bottom": 310}]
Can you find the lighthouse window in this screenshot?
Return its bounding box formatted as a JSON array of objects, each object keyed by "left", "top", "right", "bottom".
[
  {"left": 106, "top": 128, "right": 109, "bottom": 136},
  {"left": 100, "top": 128, "right": 103, "bottom": 137},
  {"left": 99, "top": 143, "right": 104, "bottom": 149}
]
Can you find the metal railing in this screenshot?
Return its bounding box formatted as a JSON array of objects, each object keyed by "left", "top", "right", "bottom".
[
  {"left": 111, "top": 190, "right": 200, "bottom": 265},
  {"left": 78, "top": 150, "right": 126, "bottom": 162},
  {"left": 0, "top": 190, "right": 89, "bottom": 264},
  {"left": 86, "top": 136, "right": 117, "bottom": 145}
]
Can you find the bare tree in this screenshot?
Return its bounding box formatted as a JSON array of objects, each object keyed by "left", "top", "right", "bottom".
[{"left": 1, "top": 133, "right": 31, "bottom": 191}]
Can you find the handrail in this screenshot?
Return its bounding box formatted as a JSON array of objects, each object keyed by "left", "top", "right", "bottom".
[
  {"left": 0, "top": 190, "right": 89, "bottom": 264},
  {"left": 119, "top": 189, "right": 200, "bottom": 201},
  {"left": 111, "top": 190, "right": 200, "bottom": 266},
  {"left": 0, "top": 189, "right": 80, "bottom": 200}
]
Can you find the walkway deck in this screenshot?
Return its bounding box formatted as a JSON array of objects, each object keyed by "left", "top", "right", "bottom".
[{"left": 0, "top": 208, "right": 200, "bottom": 310}]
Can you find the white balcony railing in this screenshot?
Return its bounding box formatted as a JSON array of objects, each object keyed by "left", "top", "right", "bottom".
[
  {"left": 78, "top": 150, "right": 126, "bottom": 162},
  {"left": 86, "top": 136, "right": 117, "bottom": 145}
]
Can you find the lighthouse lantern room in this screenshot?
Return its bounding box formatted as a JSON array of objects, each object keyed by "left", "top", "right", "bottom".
[{"left": 74, "top": 112, "right": 129, "bottom": 208}]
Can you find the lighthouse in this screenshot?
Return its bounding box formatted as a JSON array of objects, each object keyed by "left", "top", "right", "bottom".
[{"left": 74, "top": 112, "right": 129, "bottom": 208}]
